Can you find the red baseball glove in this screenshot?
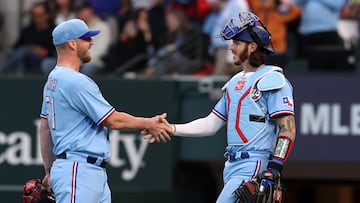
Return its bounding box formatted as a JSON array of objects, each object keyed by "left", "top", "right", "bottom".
[{"left": 23, "top": 179, "right": 56, "bottom": 203}]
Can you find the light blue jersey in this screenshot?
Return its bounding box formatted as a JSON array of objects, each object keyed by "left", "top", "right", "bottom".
[
  {"left": 40, "top": 66, "right": 114, "bottom": 159},
  {"left": 212, "top": 66, "right": 294, "bottom": 152},
  {"left": 212, "top": 66, "right": 295, "bottom": 203}
]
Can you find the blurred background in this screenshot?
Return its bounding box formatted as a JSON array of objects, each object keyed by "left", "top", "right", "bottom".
[{"left": 0, "top": 0, "right": 360, "bottom": 202}]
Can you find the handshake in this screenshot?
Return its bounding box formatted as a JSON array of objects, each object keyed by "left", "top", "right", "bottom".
[{"left": 142, "top": 113, "right": 175, "bottom": 143}]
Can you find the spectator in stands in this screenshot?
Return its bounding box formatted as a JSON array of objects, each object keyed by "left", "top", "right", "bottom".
[
  {"left": 130, "top": 0, "right": 152, "bottom": 10},
  {"left": 41, "top": 3, "right": 112, "bottom": 76},
  {"left": 202, "top": 0, "right": 227, "bottom": 70},
  {"left": 103, "top": 8, "right": 153, "bottom": 75},
  {"left": 202, "top": 0, "right": 227, "bottom": 39},
  {"left": 87, "top": 0, "right": 121, "bottom": 20},
  {"left": 116, "top": 0, "right": 167, "bottom": 49},
  {"left": 167, "top": 0, "right": 211, "bottom": 23},
  {"left": 338, "top": 0, "right": 360, "bottom": 50},
  {"left": 210, "top": 0, "right": 250, "bottom": 75},
  {"left": 294, "top": 0, "right": 351, "bottom": 71},
  {"left": 49, "top": 0, "right": 76, "bottom": 25},
  {"left": 116, "top": 0, "right": 132, "bottom": 31},
  {"left": 76, "top": 4, "right": 112, "bottom": 75},
  {"left": 250, "top": 0, "right": 301, "bottom": 68},
  {"left": 148, "top": 0, "right": 168, "bottom": 50},
  {"left": 1, "top": 2, "right": 55, "bottom": 75},
  {"left": 144, "top": 10, "right": 206, "bottom": 76}
]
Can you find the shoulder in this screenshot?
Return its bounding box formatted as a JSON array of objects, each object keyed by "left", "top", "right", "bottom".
[
  {"left": 52, "top": 67, "right": 96, "bottom": 89},
  {"left": 257, "top": 66, "right": 287, "bottom": 91}
]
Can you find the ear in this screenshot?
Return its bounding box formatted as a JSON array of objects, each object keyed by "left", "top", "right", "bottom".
[
  {"left": 248, "top": 43, "right": 258, "bottom": 53},
  {"left": 67, "top": 40, "right": 77, "bottom": 51}
]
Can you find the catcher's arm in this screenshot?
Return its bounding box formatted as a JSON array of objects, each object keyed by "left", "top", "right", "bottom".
[
  {"left": 143, "top": 112, "right": 225, "bottom": 143},
  {"left": 235, "top": 115, "right": 296, "bottom": 203},
  {"left": 39, "top": 118, "right": 56, "bottom": 182},
  {"left": 172, "top": 112, "right": 225, "bottom": 137},
  {"left": 268, "top": 114, "right": 296, "bottom": 173}
]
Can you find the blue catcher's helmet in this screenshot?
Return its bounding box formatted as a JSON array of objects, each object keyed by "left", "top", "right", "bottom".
[{"left": 219, "top": 12, "right": 274, "bottom": 53}]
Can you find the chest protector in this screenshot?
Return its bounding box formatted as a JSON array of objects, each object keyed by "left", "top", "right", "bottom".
[{"left": 224, "top": 66, "right": 285, "bottom": 145}]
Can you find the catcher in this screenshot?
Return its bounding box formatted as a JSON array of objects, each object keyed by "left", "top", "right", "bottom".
[
  {"left": 23, "top": 179, "right": 56, "bottom": 203},
  {"left": 145, "top": 11, "right": 296, "bottom": 203}
]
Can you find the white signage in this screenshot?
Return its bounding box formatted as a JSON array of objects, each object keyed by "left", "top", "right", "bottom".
[{"left": 0, "top": 119, "right": 149, "bottom": 181}]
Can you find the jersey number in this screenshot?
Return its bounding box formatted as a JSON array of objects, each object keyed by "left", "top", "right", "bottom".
[{"left": 45, "top": 96, "right": 56, "bottom": 130}]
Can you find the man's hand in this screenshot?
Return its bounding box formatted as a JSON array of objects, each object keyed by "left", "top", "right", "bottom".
[
  {"left": 42, "top": 173, "right": 52, "bottom": 192},
  {"left": 143, "top": 113, "right": 173, "bottom": 143},
  {"left": 142, "top": 115, "right": 174, "bottom": 143}
]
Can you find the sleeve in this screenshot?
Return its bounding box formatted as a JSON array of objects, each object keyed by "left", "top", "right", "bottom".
[
  {"left": 40, "top": 84, "right": 48, "bottom": 118},
  {"left": 267, "top": 80, "right": 295, "bottom": 118},
  {"left": 212, "top": 90, "right": 228, "bottom": 121},
  {"left": 70, "top": 79, "right": 115, "bottom": 125},
  {"left": 175, "top": 112, "right": 225, "bottom": 137},
  {"left": 40, "top": 100, "right": 47, "bottom": 119}
]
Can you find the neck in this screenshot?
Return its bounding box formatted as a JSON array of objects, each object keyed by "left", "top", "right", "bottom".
[
  {"left": 57, "top": 55, "right": 81, "bottom": 72},
  {"left": 241, "top": 63, "right": 263, "bottom": 73}
]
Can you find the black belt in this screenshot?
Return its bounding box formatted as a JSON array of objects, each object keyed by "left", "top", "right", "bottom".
[
  {"left": 56, "top": 152, "right": 107, "bottom": 168},
  {"left": 224, "top": 151, "right": 250, "bottom": 162}
]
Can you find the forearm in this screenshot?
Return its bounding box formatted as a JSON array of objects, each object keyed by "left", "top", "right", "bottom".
[
  {"left": 268, "top": 115, "right": 296, "bottom": 172},
  {"left": 39, "top": 118, "right": 55, "bottom": 174},
  {"left": 174, "top": 113, "right": 224, "bottom": 137},
  {"left": 104, "top": 111, "right": 152, "bottom": 130},
  {"left": 276, "top": 115, "right": 296, "bottom": 142}
]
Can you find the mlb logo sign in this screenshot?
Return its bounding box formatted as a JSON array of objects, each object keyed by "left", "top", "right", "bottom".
[{"left": 282, "top": 96, "right": 293, "bottom": 107}]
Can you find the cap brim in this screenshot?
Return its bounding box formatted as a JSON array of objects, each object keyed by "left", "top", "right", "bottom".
[{"left": 80, "top": 30, "right": 100, "bottom": 38}]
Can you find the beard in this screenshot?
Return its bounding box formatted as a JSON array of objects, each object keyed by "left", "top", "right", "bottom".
[
  {"left": 234, "top": 46, "right": 249, "bottom": 66},
  {"left": 78, "top": 47, "right": 92, "bottom": 63}
]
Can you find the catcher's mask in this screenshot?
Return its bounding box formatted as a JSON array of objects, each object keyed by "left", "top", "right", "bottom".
[
  {"left": 23, "top": 179, "right": 56, "bottom": 203},
  {"left": 219, "top": 12, "right": 274, "bottom": 54}
]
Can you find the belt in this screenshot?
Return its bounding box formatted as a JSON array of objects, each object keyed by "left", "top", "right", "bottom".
[
  {"left": 224, "top": 151, "right": 250, "bottom": 162},
  {"left": 56, "top": 152, "right": 107, "bottom": 169}
]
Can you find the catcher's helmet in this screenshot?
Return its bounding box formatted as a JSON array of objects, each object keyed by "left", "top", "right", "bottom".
[
  {"left": 23, "top": 179, "right": 56, "bottom": 203},
  {"left": 219, "top": 12, "right": 274, "bottom": 53}
]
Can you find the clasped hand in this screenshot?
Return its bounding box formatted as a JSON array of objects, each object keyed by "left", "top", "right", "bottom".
[{"left": 142, "top": 113, "right": 174, "bottom": 143}]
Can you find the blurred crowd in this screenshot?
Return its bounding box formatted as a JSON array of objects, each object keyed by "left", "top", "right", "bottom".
[{"left": 0, "top": 0, "right": 359, "bottom": 77}]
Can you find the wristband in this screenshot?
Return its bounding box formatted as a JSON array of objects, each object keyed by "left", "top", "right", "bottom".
[
  {"left": 267, "top": 135, "right": 294, "bottom": 173},
  {"left": 273, "top": 135, "right": 294, "bottom": 162}
]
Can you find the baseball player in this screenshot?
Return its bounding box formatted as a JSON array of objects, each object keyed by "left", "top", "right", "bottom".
[
  {"left": 145, "top": 12, "right": 296, "bottom": 202},
  {"left": 39, "top": 19, "right": 172, "bottom": 203}
]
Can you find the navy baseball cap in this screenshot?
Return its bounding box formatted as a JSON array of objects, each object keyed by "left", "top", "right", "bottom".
[
  {"left": 52, "top": 19, "right": 100, "bottom": 46},
  {"left": 219, "top": 12, "right": 274, "bottom": 53},
  {"left": 233, "top": 26, "right": 273, "bottom": 53}
]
